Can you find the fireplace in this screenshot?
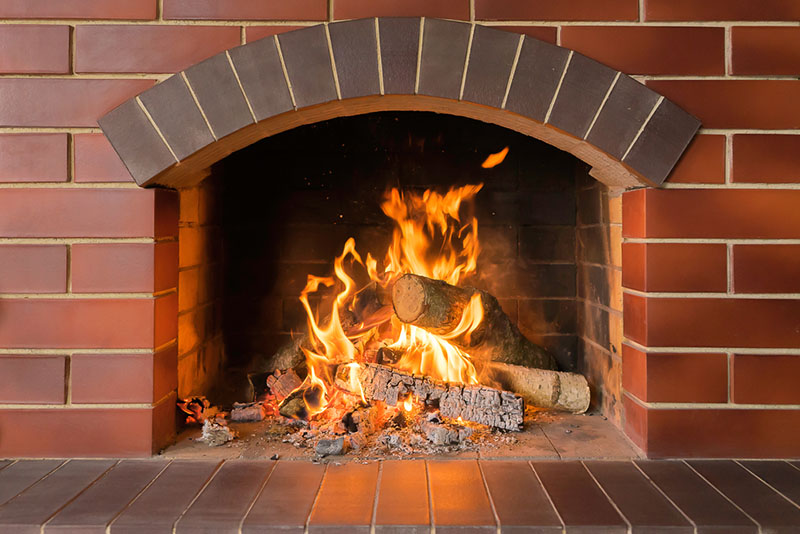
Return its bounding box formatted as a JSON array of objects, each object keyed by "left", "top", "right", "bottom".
[{"left": 1, "top": 10, "right": 798, "bottom": 459}]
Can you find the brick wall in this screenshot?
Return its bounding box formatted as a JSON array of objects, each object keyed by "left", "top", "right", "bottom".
[{"left": 1, "top": 0, "right": 797, "bottom": 457}]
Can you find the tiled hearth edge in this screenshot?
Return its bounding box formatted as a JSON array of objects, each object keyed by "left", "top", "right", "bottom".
[
  {"left": 1, "top": 1, "right": 799, "bottom": 458},
  {"left": 1, "top": 459, "right": 800, "bottom": 532}
]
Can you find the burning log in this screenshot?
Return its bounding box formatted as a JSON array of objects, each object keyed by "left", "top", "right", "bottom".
[
  {"left": 230, "top": 402, "right": 267, "bottom": 422},
  {"left": 266, "top": 369, "right": 303, "bottom": 402},
  {"left": 391, "top": 274, "right": 557, "bottom": 370},
  {"left": 336, "top": 363, "right": 524, "bottom": 431},
  {"left": 483, "top": 362, "right": 590, "bottom": 414}
]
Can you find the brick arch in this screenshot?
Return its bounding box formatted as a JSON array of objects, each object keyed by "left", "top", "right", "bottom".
[{"left": 98, "top": 18, "right": 700, "bottom": 190}]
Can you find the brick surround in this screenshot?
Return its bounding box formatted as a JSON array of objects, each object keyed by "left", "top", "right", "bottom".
[{"left": 1, "top": 1, "right": 798, "bottom": 459}]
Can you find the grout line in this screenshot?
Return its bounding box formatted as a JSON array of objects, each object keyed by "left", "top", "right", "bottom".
[
  {"left": 369, "top": 461, "right": 383, "bottom": 534},
  {"left": 0, "top": 237, "right": 157, "bottom": 244},
  {"left": 65, "top": 243, "right": 72, "bottom": 293},
  {"left": 469, "top": 0, "right": 475, "bottom": 22},
  {"left": 9, "top": 460, "right": 68, "bottom": 506},
  {"left": 305, "top": 464, "right": 328, "bottom": 534},
  {"left": 0, "top": 291, "right": 171, "bottom": 299},
  {"left": 661, "top": 182, "right": 800, "bottom": 189},
  {"left": 180, "top": 72, "right": 216, "bottom": 140},
  {"left": 638, "top": 0, "right": 644, "bottom": 22},
  {"left": 458, "top": 23, "right": 475, "bottom": 101},
  {"left": 156, "top": 0, "right": 163, "bottom": 20},
  {"left": 0, "top": 402, "right": 166, "bottom": 409},
  {"left": 727, "top": 243, "right": 734, "bottom": 293},
  {"left": 66, "top": 132, "right": 75, "bottom": 182},
  {"left": 0, "top": 460, "right": 16, "bottom": 473},
  {"left": 584, "top": 71, "right": 620, "bottom": 139},
  {"left": 238, "top": 462, "right": 277, "bottom": 534},
  {"left": 581, "top": 462, "right": 633, "bottom": 533},
  {"left": 501, "top": 34, "right": 524, "bottom": 109},
  {"left": 0, "top": 348, "right": 161, "bottom": 355},
  {"left": 631, "top": 461, "right": 698, "bottom": 532},
  {"left": 734, "top": 460, "right": 800, "bottom": 510},
  {"left": 225, "top": 51, "right": 257, "bottom": 123},
  {"left": 64, "top": 354, "right": 72, "bottom": 405},
  {"left": 623, "top": 238, "right": 800, "bottom": 244},
  {"left": 239, "top": 26, "right": 245, "bottom": 45},
  {"left": 727, "top": 352, "right": 733, "bottom": 403},
  {"left": 274, "top": 35, "right": 297, "bottom": 109},
  {"left": 424, "top": 461, "right": 435, "bottom": 534},
  {"left": 725, "top": 25, "right": 733, "bottom": 76},
  {"left": 135, "top": 97, "right": 179, "bottom": 162},
  {"left": 323, "top": 23, "right": 342, "bottom": 100},
  {"left": 476, "top": 461, "right": 501, "bottom": 534},
  {"left": 682, "top": 461, "right": 762, "bottom": 531},
  {"left": 622, "top": 339, "right": 800, "bottom": 355},
  {"left": 328, "top": 0, "right": 334, "bottom": 22},
  {"left": 106, "top": 460, "right": 173, "bottom": 534},
  {"left": 68, "top": 25, "right": 76, "bottom": 75},
  {"left": 544, "top": 50, "right": 572, "bottom": 124},
  {"left": 415, "top": 17, "right": 425, "bottom": 95},
  {"left": 374, "top": 18, "right": 384, "bottom": 95},
  {"left": 788, "top": 461, "right": 800, "bottom": 474},
  {"left": 556, "top": 24, "right": 562, "bottom": 46},
  {"left": 622, "top": 288, "right": 800, "bottom": 299},
  {"left": 624, "top": 393, "right": 800, "bottom": 410},
  {"left": 172, "top": 460, "right": 224, "bottom": 534},
  {"left": 622, "top": 96, "right": 663, "bottom": 160},
  {"left": 528, "top": 462, "right": 566, "bottom": 528},
  {"left": 725, "top": 132, "right": 733, "bottom": 184},
  {"left": 0, "top": 182, "right": 140, "bottom": 188}
]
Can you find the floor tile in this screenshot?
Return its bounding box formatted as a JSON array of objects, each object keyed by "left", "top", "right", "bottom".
[
  {"left": 374, "top": 460, "right": 429, "bottom": 534},
  {"left": 480, "top": 461, "right": 561, "bottom": 533},
  {"left": 0, "top": 460, "right": 64, "bottom": 506},
  {"left": 308, "top": 462, "right": 379, "bottom": 534},
  {"left": 539, "top": 414, "right": 639, "bottom": 459},
  {"left": 738, "top": 461, "right": 800, "bottom": 506},
  {"left": 427, "top": 460, "right": 495, "bottom": 534}
]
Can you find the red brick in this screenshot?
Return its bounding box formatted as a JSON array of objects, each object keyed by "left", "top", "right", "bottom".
[
  {"left": 245, "top": 26, "right": 306, "bottom": 42},
  {"left": 624, "top": 395, "right": 800, "bottom": 458},
  {"left": 71, "top": 242, "right": 178, "bottom": 293},
  {"left": 76, "top": 25, "right": 240, "bottom": 74},
  {"left": 732, "top": 27, "right": 800, "bottom": 75},
  {"left": 335, "top": 0, "right": 469, "bottom": 19},
  {"left": 476, "top": 0, "right": 638, "bottom": 21},
  {"left": 0, "top": 79, "right": 154, "bottom": 127},
  {"left": 733, "top": 244, "right": 800, "bottom": 293},
  {"left": 0, "top": 298, "right": 169, "bottom": 349},
  {"left": 644, "top": 0, "right": 800, "bottom": 21},
  {"left": 71, "top": 347, "right": 177, "bottom": 403},
  {"left": 0, "top": 356, "right": 65, "bottom": 404},
  {"left": 646, "top": 80, "right": 800, "bottom": 129},
  {"left": 561, "top": 26, "right": 724, "bottom": 75},
  {"left": 623, "top": 293, "right": 800, "bottom": 348},
  {"left": 0, "top": 25, "right": 69, "bottom": 74},
  {"left": 73, "top": 133, "right": 133, "bottom": 182},
  {"left": 622, "top": 242, "right": 727, "bottom": 292},
  {"left": 0, "top": 133, "right": 67, "bottom": 182},
  {"left": 0, "top": 408, "right": 156, "bottom": 457},
  {"left": 622, "top": 345, "right": 728, "bottom": 403},
  {"left": 732, "top": 134, "right": 800, "bottom": 184},
  {"left": 163, "top": 0, "right": 327, "bottom": 20},
  {"left": 621, "top": 189, "right": 800, "bottom": 239},
  {"left": 0, "top": 189, "right": 174, "bottom": 238},
  {"left": 493, "top": 26, "right": 558, "bottom": 44},
  {"left": 0, "top": 245, "right": 67, "bottom": 293},
  {"left": 733, "top": 354, "right": 800, "bottom": 405},
  {"left": 665, "top": 134, "right": 726, "bottom": 184},
  {"left": 0, "top": 0, "right": 156, "bottom": 19}
]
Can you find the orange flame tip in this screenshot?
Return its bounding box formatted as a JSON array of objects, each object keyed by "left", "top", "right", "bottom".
[{"left": 481, "top": 146, "right": 509, "bottom": 168}]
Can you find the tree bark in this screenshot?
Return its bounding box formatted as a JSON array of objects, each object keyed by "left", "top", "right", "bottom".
[{"left": 392, "top": 274, "right": 557, "bottom": 370}]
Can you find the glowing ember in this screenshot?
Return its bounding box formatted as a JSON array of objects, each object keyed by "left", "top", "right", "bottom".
[
  {"left": 481, "top": 146, "right": 509, "bottom": 168},
  {"left": 403, "top": 396, "right": 413, "bottom": 412}
]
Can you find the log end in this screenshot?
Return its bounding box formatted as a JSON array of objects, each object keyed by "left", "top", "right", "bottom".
[{"left": 392, "top": 274, "right": 426, "bottom": 324}]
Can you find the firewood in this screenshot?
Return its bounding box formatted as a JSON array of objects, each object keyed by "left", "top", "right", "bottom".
[
  {"left": 266, "top": 369, "right": 303, "bottom": 402},
  {"left": 335, "top": 363, "right": 524, "bottom": 431},
  {"left": 482, "top": 361, "right": 590, "bottom": 414},
  {"left": 230, "top": 402, "right": 267, "bottom": 422},
  {"left": 392, "top": 273, "right": 557, "bottom": 370}
]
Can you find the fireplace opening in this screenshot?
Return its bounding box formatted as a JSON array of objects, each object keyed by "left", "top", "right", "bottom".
[{"left": 170, "top": 111, "right": 627, "bottom": 458}]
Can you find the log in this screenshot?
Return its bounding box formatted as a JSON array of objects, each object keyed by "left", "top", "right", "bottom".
[
  {"left": 392, "top": 274, "right": 556, "bottom": 370},
  {"left": 482, "top": 361, "right": 590, "bottom": 414},
  {"left": 335, "top": 363, "right": 524, "bottom": 431}
]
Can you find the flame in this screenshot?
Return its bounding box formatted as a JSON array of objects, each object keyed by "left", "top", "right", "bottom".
[
  {"left": 346, "top": 362, "right": 366, "bottom": 404},
  {"left": 403, "top": 396, "right": 413, "bottom": 412},
  {"left": 481, "top": 146, "right": 509, "bottom": 168}
]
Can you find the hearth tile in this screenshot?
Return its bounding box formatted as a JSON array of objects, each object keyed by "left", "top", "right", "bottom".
[
  {"left": 378, "top": 18, "right": 420, "bottom": 95},
  {"left": 427, "top": 460, "right": 495, "bottom": 533},
  {"left": 687, "top": 460, "right": 800, "bottom": 530},
  {"left": 243, "top": 461, "right": 325, "bottom": 534},
  {"left": 532, "top": 461, "right": 627, "bottom": 532},
  {"left": 480, "top": 461, "right": 561, "bottom": 532},
  {"left": 0, "top": 461, "right": 9, "bottom": 471},
  {"left": 183, "top": 53, "right": 254, "bottom": 139},
  {"left": 0, "top": 460, "right": 64, "bottom": 507},
  {"left": 478, "top": 425, "right": 559, "bottom": 459},
  {"left": 110, "top": 460, "right": 220, "bottom": 534},
  {"left": 328, "top": 19, "right": 380, "bottom": 99},
  {"left": 176, "top": 460, "right": 274, "bottom": 534},
  {"left": 45, "top": 460, "right": 167, "bottom": 533},
  {"left": 586, "top": 74, "right": 661, "bottom": 160},
  {"left": 374, "top": 460, "right": 429, "bottom": 533},
  {"left": 636, "top": 460, "right": 757, "bottom": 533},
  {"left": 732, "top": 354, "right": 800, "bottom": 405},
  {"left": 584, "top": 461, "right": 692, "bottom": 533},
  {"left": 0, "top": 460, "right": 115, "bottom": 534},
  {"left": 622, "top": 98, "right": 701, "bottom": 186},
  {"left": 309, "top": 462, "right": 379, "bottom": 533},
  {"left": 277, "top": 26, "right": 338, "bottom": 108},
  {"left": 228, "top": 37, "right": 294, "bottom": 121},
  {"left": 96, "top": 98, "right": 175, "bottom": 185},
  {"left": 738, "top": 461, "right": 800, "bottom": 506},
  {"left": 547, "top": 53, "right": 617, "bottom": 139},
  {"left": 418, "top": 19, "right": 471, "bottom": 100},
  {"left": 505, "top": 37, "right": 570, "bottom": 122},
  {"left": 462, "top": 24, "right": 520, "bottom": 108},
  {"left": 0, "top": 355, "right": 66, "bottom": 404}
]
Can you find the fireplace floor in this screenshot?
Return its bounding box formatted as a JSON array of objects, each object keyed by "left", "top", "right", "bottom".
[
  {"left": 162, "top": 411, "right": 640, "bottom": 461},
  {"left": 1, "top": 458, "right": 799, "bottom": 532}
]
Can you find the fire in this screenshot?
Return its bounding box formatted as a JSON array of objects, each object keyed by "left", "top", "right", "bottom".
[
  {"left": 287, "top": 183, "right": 485, "bottom": 418},
  {"left": 403, "top": 396, "right": 413, "bottom": 412},
  {"left": 481, "top": 146, "right": 509, "bottom": 168}
]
